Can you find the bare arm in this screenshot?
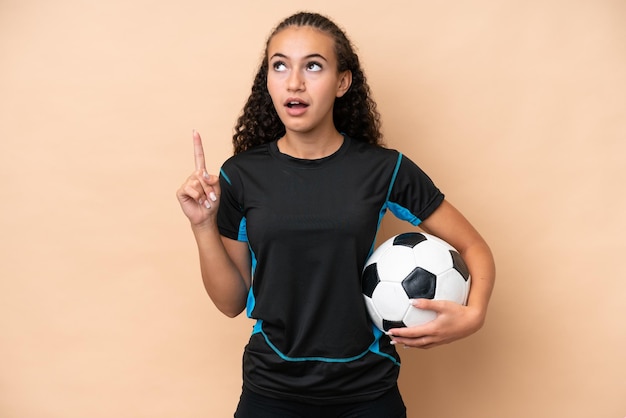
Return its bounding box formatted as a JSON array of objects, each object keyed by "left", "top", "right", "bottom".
[
  {"left": 388, "top": 199, "right": 496, "bottom": 348},
  {"left": 190, "top": 223, "right": 250, "bottom": 318},
  {"left": 176, "top": 130, "right": 250, "bottom": 317}
]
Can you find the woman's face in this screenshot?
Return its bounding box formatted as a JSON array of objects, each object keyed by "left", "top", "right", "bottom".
[{"left": 266, "top": 26, "right": 351, "bottom": 137}]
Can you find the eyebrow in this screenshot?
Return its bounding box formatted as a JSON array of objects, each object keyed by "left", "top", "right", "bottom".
[{"left": 269, "top": 53, "right": 328, "bottom": 62}]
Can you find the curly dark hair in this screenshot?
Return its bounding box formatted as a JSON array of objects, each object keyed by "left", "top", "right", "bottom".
[{"left": 232, "top": 12, "right": 383, "bottom": 154}]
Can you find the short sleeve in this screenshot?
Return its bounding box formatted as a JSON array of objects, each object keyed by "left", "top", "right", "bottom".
[
  {"left": 387, "top": 154, "right": 444, "bottom": 225},
  {"left": 217, "top": 165, "right": 247, "bottom": 241}
]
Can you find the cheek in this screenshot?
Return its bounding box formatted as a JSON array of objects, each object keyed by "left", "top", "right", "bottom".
[
  {"left": 266, "top": 78, "right": 282, "bottom": 107},
  {"left": 319, "top": 83, "right": 342, "bottom": 102}
]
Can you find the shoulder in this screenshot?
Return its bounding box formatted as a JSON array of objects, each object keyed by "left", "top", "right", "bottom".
[
  {"left": 219, "top": 143, "right": 273, "bottom": 187},
  {"left": 346, "top": 136, "right": 400, "bottom": 161},
  {"left": 350, "top": 138, "right": 437, "bottom": 185},
  {"left": 221, "top": 143, "right": 272, "bottom": 169}
]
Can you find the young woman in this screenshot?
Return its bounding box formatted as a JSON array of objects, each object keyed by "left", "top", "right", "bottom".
[{"left": 176, "top": 11, "right": 495, "bottom": 418}]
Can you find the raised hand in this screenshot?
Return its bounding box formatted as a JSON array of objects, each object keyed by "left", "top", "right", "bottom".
[{"left": 176, "top": 130, "right": 221, "bottom": 226}]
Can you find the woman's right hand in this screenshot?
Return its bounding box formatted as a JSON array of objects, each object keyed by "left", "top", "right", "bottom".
[{"left": 176, "top": 130, "right": 221, "bottom": 227}]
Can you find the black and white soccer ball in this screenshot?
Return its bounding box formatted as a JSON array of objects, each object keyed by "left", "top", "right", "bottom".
[{"left": 362, "top": 232, "right": 471, "bottom": 332}]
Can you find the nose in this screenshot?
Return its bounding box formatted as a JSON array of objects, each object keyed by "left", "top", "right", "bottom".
[{"left": 287, "top": 70, "right": 304, "bottom": 92}]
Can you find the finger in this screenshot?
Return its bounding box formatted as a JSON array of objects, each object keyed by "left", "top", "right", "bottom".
[
  {"left": 194, "top": 171, "right": 220, "bottom": 202},
  {"left": 387, "top": 320, "right": 435, "bottom": 338},
  {"left": 410, "top": 298, "right": 444, "bottom": 312},
  {"left": 415, "top": 335, "right": 442, "bottom": 350},
  {"left": 179, "top": 182, "right": 204, "bottom": 206},
  {"left": 402, "top": 337, "right": 430, "bottom": 349},
  {"left": 180, "top": 174, "right": 213, "bottom": 208},
  {"left": 391, "top": 334, "right": 436, "bottom": 350},
  {"left": 204, "top": 172, "right": 221, "bottom": 200},
  {"left": 193, "top": 130, "right": 206, "bottom": 171}
]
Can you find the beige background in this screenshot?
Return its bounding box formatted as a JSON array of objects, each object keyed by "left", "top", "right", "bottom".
[{"left": 1, "top": 0, "right": 625, "bottom": 417}]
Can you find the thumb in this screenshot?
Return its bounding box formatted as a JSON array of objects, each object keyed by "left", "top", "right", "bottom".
[
  {"left": 203, "top": 172, "right": 222, "bottom": 200},
  {"left": 206, "top": 172, "right": 221, "bottom": 191}
]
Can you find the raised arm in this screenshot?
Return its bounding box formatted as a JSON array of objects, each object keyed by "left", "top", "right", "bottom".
[{"left": 176, "top": 130, "right": 251, "bottom": 317}]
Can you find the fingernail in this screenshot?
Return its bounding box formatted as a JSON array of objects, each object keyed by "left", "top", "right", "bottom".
[
  {"left": 390, "top": 340, "right": 397, "bottom": 345},
  {"left": 209, "top": 192, "right": 217, "bottom": 202},
  {"left": 204, "top": 200, "right": 211, "bottom": 209},
  {"left": 203, "top": 171, "right": 210, "bottom": 179}
]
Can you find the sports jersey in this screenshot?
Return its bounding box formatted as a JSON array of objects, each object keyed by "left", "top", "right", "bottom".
[{"left": 217, "top": 135, "right": 444, "bottom": 404}]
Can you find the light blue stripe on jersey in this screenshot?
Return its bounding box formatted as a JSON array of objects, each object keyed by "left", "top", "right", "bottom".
[
  {"left": 368, "top": 152, "right": 405, "bottom": 259},
  {"left": 385, "top": 152, "right": 403, "bottom": 203},
  {"left": 220, "top": 168, "right": 231, "bottom": 185},
  {"left": 384, "top": 152, "right": 422, "bottom": 225},
  {"left": 246, "top": 287, "right": 256, "bottom": 318},
  {"left": 246, "top": 245, "right": 257, "bottom": 317},
  {"left": 387, "top": 202, "right": 421, "bottom": 225},
  {"left": 362, "top": 152, "right": 414, "bottom": 366},
  {"left": 238, "top": 217, "right": 248, "bottom": 241},
  {"left": 234, "top": 218, "right": 259, "bottom": 318},
  {"left": 367, "top": 325, "right": 402, "bottom": 366},
  {"left": 250, "top": 320, "right": 400, "bottom": 365}
]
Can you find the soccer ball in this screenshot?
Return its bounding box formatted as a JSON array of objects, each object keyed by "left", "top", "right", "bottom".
[{"left": 362, "top": 232, "right": 471, "bottom": 332}]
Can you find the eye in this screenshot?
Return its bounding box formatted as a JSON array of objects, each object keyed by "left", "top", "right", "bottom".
[
  {"left": 272, "top": 61, "right": 287, "bottom": 72},
  {"left": 306, "top": 61, "right": 322, "bottom": 72}
]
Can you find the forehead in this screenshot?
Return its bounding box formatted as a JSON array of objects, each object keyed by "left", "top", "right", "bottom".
[{"left": 267, "top": 26, "right": 336, "bottom": 60}]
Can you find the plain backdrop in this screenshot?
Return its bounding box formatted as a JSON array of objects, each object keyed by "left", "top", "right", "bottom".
[{"left": 1, "top": 0, "right": 625, "bottom": 417}]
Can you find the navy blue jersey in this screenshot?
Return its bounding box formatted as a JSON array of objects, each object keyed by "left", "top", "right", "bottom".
[{"left": 217, "top": 136, "right": 444, "bottom": 404}]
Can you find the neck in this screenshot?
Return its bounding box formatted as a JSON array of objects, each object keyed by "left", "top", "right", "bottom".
[{"left": 278, "top": 130, "right": 344, "bottom": 159}]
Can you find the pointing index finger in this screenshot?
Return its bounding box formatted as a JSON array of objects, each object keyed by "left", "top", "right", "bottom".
[{"left": 193, "top": 130, "right": 206, "bottom": 171}]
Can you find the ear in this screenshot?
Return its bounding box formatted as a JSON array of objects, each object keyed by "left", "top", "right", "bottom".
[{"left": 336, "top": 70, "right": 352, "bottom": 98}]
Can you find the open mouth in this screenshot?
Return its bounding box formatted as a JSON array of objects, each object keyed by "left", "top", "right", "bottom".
[
  {"left": 285, "top": 97, "right": 309, "bottom": 109},
  {"left": 287, "top": 101, "right": 308, "bottom": 109}
]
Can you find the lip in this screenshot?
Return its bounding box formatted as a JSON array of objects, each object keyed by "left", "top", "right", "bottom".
[
  {"left": 284, "top": 97, "right": 309, "bottom": 106},
  {"left": 283, "top": 97, "right": 309, "bottom": 117}
]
